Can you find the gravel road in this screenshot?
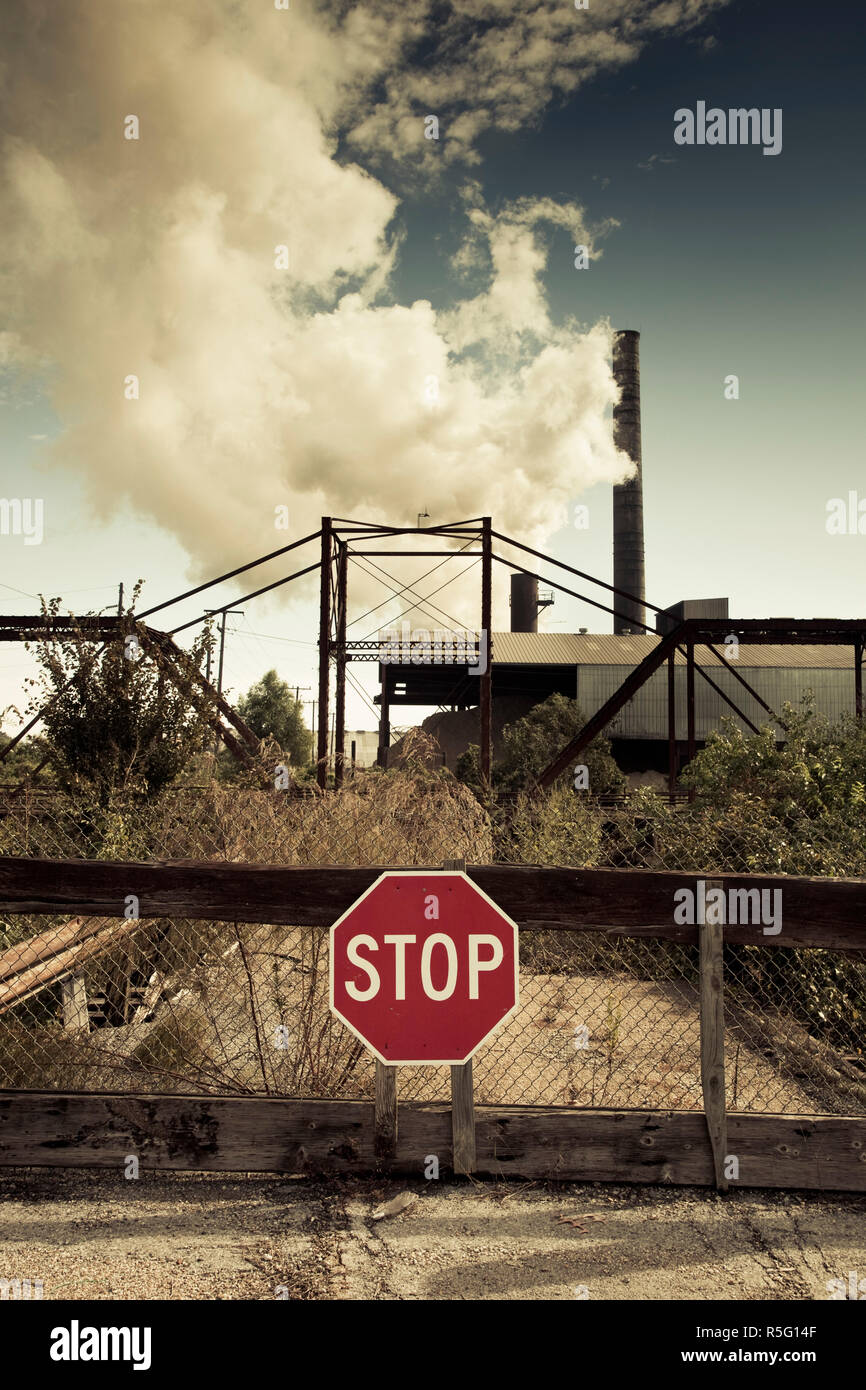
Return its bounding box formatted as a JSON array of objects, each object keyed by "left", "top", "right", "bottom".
[{"left": 1, "top": 1169, "right": 863, "bottom": 1301}]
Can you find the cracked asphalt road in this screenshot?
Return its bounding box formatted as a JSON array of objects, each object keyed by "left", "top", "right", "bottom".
[{"left": 1, "top": 1169, "right": 863, "bottom": 1301}]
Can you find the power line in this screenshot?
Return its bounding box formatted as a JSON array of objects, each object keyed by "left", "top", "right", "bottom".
[
  {"left": 356, "top": 555, "right": 481, "bottom": 641},
  {"left": 345, "top": 666, "right": 384, "bottom": 725},
  {"left": 347, "top": 538, "right": 478, "bottom": 630},
  {"left": 0, "top": 581, "right": 40, "bottom": 600},
  {"left": 230, "top": 629, "right": 317, "bottom": 648},
  {"left": 350, "top": 557, "right": 447, "bottom": 634},
  {"left": 235, "top": 617, "right": 283, "bottom": 675},
  {"left": 137, "top": 529, "right": 321, "bottom": 621},
  {"left": 352, "top": 552, "right": 473, "bottom": 636},
  {"left": 62, "top": 585, "right": 123, "bottom": 595}
]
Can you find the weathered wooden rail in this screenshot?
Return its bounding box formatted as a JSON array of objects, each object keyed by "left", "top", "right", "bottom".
[
  {"left": 1, "top": 1093, "right": 863, "bottom": 1189},
  {"left": 1, "top": 856, "right": 864, "bottom": 1190},
  {"left": 1, "top": 856, "right": 864, "bottom": 948}
]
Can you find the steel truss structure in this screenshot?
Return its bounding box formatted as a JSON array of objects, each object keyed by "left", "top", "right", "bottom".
[{"left": 2, "top": 519, "right": 863, "bottom": 798}]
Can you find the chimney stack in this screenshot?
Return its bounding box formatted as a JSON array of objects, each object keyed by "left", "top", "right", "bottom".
[
  {"left": 612, "top": 329, "right": 646, "bottom": 635},
  {"left": 510, "top": 573, "right": 538, "bottom": 632}
]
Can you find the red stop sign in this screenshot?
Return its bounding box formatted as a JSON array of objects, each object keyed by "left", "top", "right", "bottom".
[{"left": 329, "top": 871, "right": 519, "bottom": 1065}]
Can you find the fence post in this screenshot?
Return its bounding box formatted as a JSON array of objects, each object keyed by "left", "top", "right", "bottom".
[
  {"left": 450, "top": 1060, "right": 476, "bottom": 1177},
  {"left": 445, "top": 857, "right": 476, "bottom": 1176},
  {"left": 700, "top": 878, "right": 728, "bottom": 1192},
  {"left": 374, "top": 1063, "right": 397, "bottom": 1168},
  {"left": 60, "top": 972, "right": 89, "bottom": 1032}
]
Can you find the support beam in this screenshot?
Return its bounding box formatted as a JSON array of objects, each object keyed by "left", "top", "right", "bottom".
[
  {"left": 537, "top": 612, "right": 860, "bottom": 795},
  {"left": 686, "top": 639, "right": 696, "bottom": 801},
  {"left": 136, "top": 529, "right": 322, "bottom": 623},
  {"left": 489, "top": 530, "right": 665, "bottom": 621},
  {"left": 138, "top": 631, "right": 259, "bottom": 772},
  {"left": 156, "top": 631, "right": 260, "bottom": 751},
  {"left": 316, "top": 519, "right": 332, "bottom": 789},
  {"left": 699, "top": 881, "right": 728, "bottom": 1192},
  {"left": 168, "top": 562, "right": 320, "bottom": 638},
  {"left": 347, "top": 550, "right": 483, "bottom": 558},
  {"left": 445, "top": 856, "right": 476, "bottom": 1175},
  {"left": 377, "top": 667, "right": 391, "bottom": 769},
  {"left": 331, "top": 519, "right": 485, "bottom": 533},
  {"left": 537, "top": 626, "right": 682, "bottom": 787},
  {"left": 856, "top": 639, "right": 863, "bottom": 719},
  {"left": 679, "top": 645, "right": 762, "bottom": 737},
  {"left": 334, "top": 543, "right": 348, "bottom": 790},
  {"left": 60, "top": 973, "right": 89, "bottom": 1032},
  {"left": 480, "top": 517, "right": 492, "bottom": 790},
  {"left": 667, "top": 652, "right": 677, "bottom": 803},
  {"left": 374, "top": 1063, "right": 397, "bottom": 1167},
  {"left": 451, "top": 1062, "right": 476, "bottom": 1176},
  {"left": 705, "top": 642, "right": 776, "bottom": 719}
]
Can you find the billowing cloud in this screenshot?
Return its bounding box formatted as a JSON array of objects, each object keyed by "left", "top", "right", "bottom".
[{"left": 0, "top": 0, "right": 727, "bottom": 618}]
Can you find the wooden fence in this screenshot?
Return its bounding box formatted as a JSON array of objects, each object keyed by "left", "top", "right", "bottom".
[{"left": 0, "top": 855, "right": 864, "bottom": 1191}]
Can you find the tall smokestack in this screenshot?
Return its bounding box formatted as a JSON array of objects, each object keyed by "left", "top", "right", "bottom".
[
  {"left": 612, "top": 329, "right": 646, "bottom": 635},
  {"left": 510, "top": 573, "right": 538, "bottom": 632}
]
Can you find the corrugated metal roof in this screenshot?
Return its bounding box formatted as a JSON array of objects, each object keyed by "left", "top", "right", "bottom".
[{"left": 490, "top": 633, "right": 856, "bottom": 669}]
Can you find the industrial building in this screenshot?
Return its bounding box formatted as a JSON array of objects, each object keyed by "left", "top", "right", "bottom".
[
  {"left": 374, "top": 329, "right": 864, "bottom": 786},
  {"left": 407, "top": 617, "right": 860, "bottom": 782}
]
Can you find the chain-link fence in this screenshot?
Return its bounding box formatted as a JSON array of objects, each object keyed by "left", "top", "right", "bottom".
[{"left": 0, "top": 772, "right": 863, "bottom": 1119}]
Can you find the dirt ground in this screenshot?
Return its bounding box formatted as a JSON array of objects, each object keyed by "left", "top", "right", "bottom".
[{"left": 1, "top": 1169, "right": 863, "bottom": 1301}]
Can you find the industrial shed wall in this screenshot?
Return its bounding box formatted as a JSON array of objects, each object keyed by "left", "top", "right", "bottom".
[{"left": 576, "top": 665, "right": 856, "bottom": 740}]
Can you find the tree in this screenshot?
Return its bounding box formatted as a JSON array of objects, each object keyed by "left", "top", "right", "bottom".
[
  {"left": 677, "top": 699, "right": 866, "bottom": 1057},
  {"left": 456, "top": 693, "right": 625, "bottom": 798},
  {"left": 681, "top": 698, "right": 866, "bottom": 824},
  {"left": 236, "top": 670, "right": 311, "bottom": 768},
  {"left": 24, "top": 593, "right": 216, "bottom": 803},
  {"left": 0, "top": 730, "right": 50, "bottom": 783}
]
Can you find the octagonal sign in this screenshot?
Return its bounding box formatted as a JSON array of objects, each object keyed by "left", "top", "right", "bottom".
[{"left": 329, "top": 871, "right": 519, "bottom": 1065}]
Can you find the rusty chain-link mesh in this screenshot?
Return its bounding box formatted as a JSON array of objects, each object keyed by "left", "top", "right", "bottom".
[{"left": 0, "top": 771, "right": 863, "bottom": 1116}]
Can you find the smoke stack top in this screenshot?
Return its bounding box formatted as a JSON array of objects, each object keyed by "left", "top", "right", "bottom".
[{"left": 612, "top": 329, "right": 647, "bottom": 636}]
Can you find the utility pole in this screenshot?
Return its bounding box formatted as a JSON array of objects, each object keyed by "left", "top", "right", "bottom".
[
  {"left": 316, "top": 519, "right": 332, "bottom": 789},
  {"left": 293, "top": 686, "right": 312, "bottom": 765},
  {"left": 116, "top": 581, "right": 127, "bottom": 686},
  {"left": 205, "top": 607, "right": 244, "bottom": 758},
  {"left": 203, "top": 611, "right": 217, "bottom": 686}
]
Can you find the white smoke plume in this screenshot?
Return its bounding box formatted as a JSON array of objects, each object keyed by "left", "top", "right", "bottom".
[{"left": 0, "top": 0, "right": 726, "bottom": 618}]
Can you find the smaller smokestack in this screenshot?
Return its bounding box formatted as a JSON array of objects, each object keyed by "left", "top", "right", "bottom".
[{"left": 510, "top": 573, "right": 538, "bottom": 632}]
